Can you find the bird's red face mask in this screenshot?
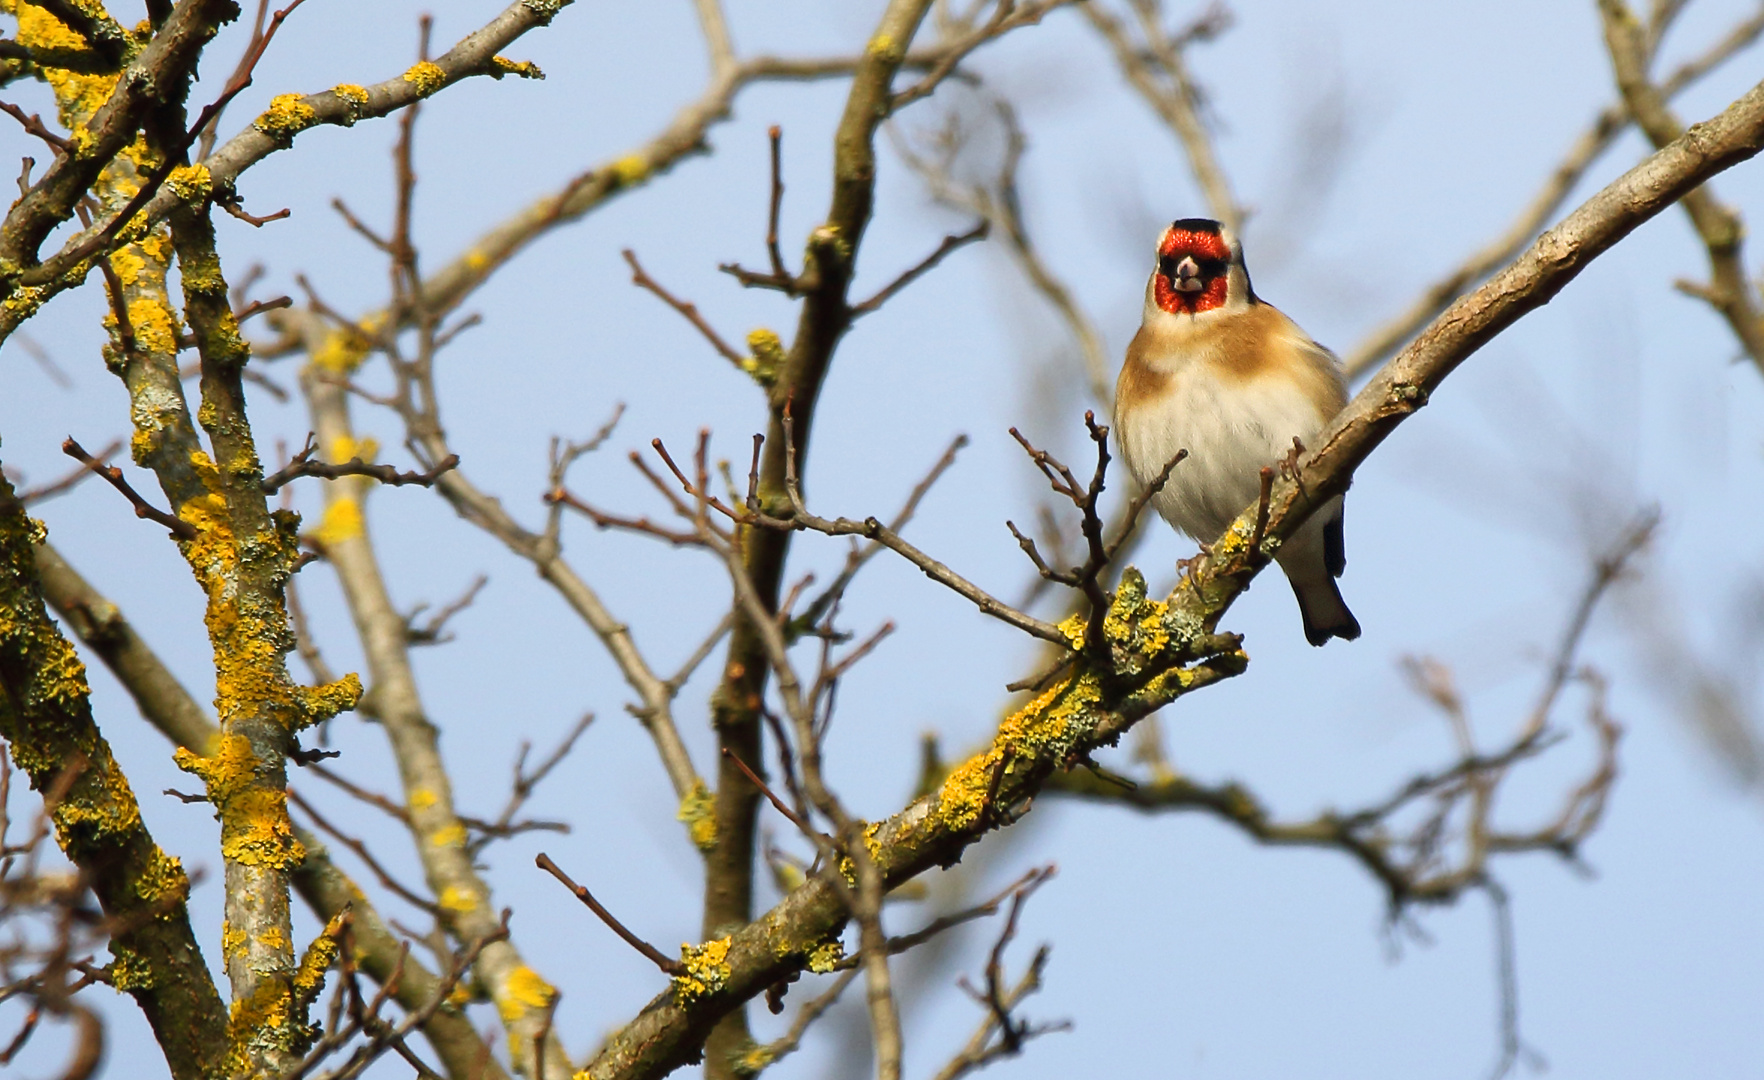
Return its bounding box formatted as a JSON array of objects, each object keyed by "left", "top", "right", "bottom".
[{"left": 1154, "top": 226, "right": 1231, "bottom": 315}]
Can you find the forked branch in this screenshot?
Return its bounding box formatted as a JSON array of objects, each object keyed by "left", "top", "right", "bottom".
[{"left": 261, "top": 433, "right": 460, "bottom": 493}]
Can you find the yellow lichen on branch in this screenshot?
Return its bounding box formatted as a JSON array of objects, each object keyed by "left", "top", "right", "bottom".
[
  {"left": 867, "top": 31, "right": 901, "bottom": 60},
  {"left": 310, "top": 321, "right": 375, "bottom": 374},
  {"left": 498, "top": 965, "right": 557, "bottom": 1024},
  {"left": 165, "top": 164, "right": 213, "bottom": 203},
  {"left": 176, "top": 451, "right": 362, "bottom": 736},
  {"left": 806, "top": 939, "right": 844, "bottom": 974},
  {"left": 3, "top": 0, "right": 123, "bottom": 132},
  {"left": 933, "top": 567, "right": 1241, "bottom": 833},
  {"left": 439, "top": 885, "right": 481, "bottom": 914},
  {"left": 673, "top": 937, "right": 733, "bottom": 1003},
  {"left": 223, "top": 971, "right": 322, "bottom": 1073},
  {"left": 174, "top": 734, "right": 308, "bottom": 869},
  {"left": 402, "top": 60, "right": 447, "bottom": 94},
  {"left": 0, "top": 473, "right": 228, "bottom": 1072},
  {"left": 161, "top": 440, "right": 358, "bottom": 884},
  {"left": 310, "top": 494, "right": 364, "bottom": 546},
  {"left": 490, "top": 55, "right": 545, "bottom": 79},
  {"left": 291, "top": 912, "right": 347, "bottom": 1010},
  {"left": 222, "top": 921, "right": 247, "bottom": 961},
  {"left": 743, "top": 328, "right": 785, "bottom": 387},
  {"left": 678, "top": 779, "right": 719, "bottom": 851},
  {"left": 254, "top": 93, "right": 319, "bottom": 141},
  {"left": 610, "top": 154, "right": 650, "bottom": 187}
]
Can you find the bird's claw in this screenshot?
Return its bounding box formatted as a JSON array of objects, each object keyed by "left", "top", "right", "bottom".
[{"left": 1279, "top": 436, "right": 1309, "bottom": 499}]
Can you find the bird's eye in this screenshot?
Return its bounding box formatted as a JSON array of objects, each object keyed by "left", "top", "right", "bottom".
[{"left": 1158, "top": 254, "right": 1180, "bottom": 278}]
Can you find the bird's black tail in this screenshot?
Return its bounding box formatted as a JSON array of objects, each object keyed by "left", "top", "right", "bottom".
[{"left": 1292, "top": 576, "right": 1361, "bottom": 647}]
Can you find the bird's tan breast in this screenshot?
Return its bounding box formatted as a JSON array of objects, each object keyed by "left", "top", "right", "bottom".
[{"left": 1116, "top": 302, "right": 1345, "bottom": 417}]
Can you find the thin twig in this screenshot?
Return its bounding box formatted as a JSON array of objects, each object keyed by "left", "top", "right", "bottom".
[
  {"left": 331, "top": 198, "right": 393, "bottom": 252},
  {"left": 757, "top": 968, "right": 860, "bottom": 1067},
  {"left": 60, "top": 438, "right": 195, "bottom": 539},
  {"left": 219, "top": 197, "right": 291, "bottom": 227},
  {"left": 664, "top": 613, "right": 733, "bottom": 693},
  {"left": 238, "top": 295, "right": 294, "bottom": 324},
  {"left": 17, "top": 439, "right": 122, "bottom": 506},
  {"left": 791, "top": 433, "right": 969, "bottom": 634},
  {"left": 305, "top": 764, "right": 411, "bottom": 824},
  {"left": 474, "top": 714, "right": 594, "bottom": 853},
  {"left": 860, "top": 865, "right": 1055, "bottom": 963},
  {"left": 533, "top": 853, "right": 682, "bottom": 976},
  {"left": 0, "top": 101, "right": 70, "bottom": 152},
  {"left": 721, "top": 747, "right": 820, "bottom": 839},
  {"left": 765, "top": 125, "right": 790, "bottom": 283},
  {"left": 1082, "top": 0, "right": 1241, "bottom": 230},
  {"left": 850, "top": 220, "right": 988, "bottom": 315},
  {"left": 261, "top": 433, "right": 459, "bottom": 493},
  {"left": 622, "top": 248, "right": 751, "bottom": 370},
  {"left": 891, "top": 0, "right": 1077, "bottom": 113},
  {"left": 289, "top": 789, "right": 441, "bottom": 916},
  {"left": 406, "top": 574, "right": 489, "bottom": 646}
]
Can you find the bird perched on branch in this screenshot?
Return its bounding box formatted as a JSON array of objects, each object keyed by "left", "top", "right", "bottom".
[{"left": 1113, "top": 218, "right": 1360, "bottom": 645}]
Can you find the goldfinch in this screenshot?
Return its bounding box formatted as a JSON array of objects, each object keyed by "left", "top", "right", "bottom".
[{"left": 1113, "top": 218, "right": 1360, "bottom": 646}]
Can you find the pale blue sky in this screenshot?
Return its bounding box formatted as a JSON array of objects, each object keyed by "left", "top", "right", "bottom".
[{"left": 3, "top": 2, "right": 1763, "bottom": 1078}]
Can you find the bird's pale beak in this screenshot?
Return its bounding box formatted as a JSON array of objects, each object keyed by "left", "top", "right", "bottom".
[{"left": 1173, "top": 255, "right": 1203, "bottom": 293}]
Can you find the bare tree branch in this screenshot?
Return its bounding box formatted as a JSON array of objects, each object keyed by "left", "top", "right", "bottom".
[
  {"left": 1598, "top": 0, "right": 1764, "bottom": 375},
  {"left": 1342, "top": 1, "right": 1764, "bottom": 376}
]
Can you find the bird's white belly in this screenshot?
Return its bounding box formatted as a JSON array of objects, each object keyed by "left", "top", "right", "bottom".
[{"left": 1117, "top": 368, "right": 1327, "bottom": 543}]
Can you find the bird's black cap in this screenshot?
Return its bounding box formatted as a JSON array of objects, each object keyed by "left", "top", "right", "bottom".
[{"left": 1169, "top": 217, "right": 1223, "bottom": 234}]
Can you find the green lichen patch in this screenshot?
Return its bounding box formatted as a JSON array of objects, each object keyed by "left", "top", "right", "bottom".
[
  {"left": 174, "top": 451, "right": 360, "bottom": 739},
  {"left": 521, "top": 0, "right": 569, "bottom": 21},
  {"left": 3, "top": 283, "right": 49, "bottom": 325},
  {"left": 132, "top": 848, "right": 191, "bottom": 907},
  {"left": 224, "top": 973, "right": 319, "bottom": 1072},
  {"left": 1100, "top": 567, "right": 1175, "bottom": 674},
  {"left": 0, "top": 473, "right": 226, "bottom": 1059},
  {"left": 177, "top": 243, "right": 226, "bottom": 296},
  {"left": 807, "top": 938, "right": 844, "bottom": 973},
  {"left": 107, "top": 938, "right": 158, "bottom": 991},
  {"left": 743, "top": 328, "right": 785, "bottom": 387}
]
